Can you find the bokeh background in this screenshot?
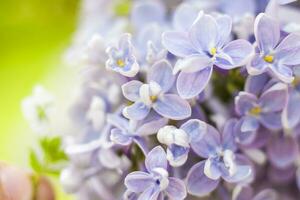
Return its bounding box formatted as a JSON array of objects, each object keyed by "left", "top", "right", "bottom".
[{"left": 0, "top": 0, "right": 80, "bottom": 198}]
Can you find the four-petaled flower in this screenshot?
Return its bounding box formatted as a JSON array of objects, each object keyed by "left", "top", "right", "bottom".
[
  {"left": 247, "top": 13, "right": 300, "bottom": 83},
  {"left": 162, "top": 12, "right": 253, "bottom": 99},
  {"left": 122, "top": 60, "right": 191, "bottom": 120},
  {"left": 157, "top": 119, "right": 206, "bottom": 167},
  {"left": 186, "top": 120, "right": 252, "bottom": 197},
  {"left": 124, "top": 146, "right": 187, "bottom": 200},
  {"left": 106, "top": 33, "right": 139, "bottom": 77}
]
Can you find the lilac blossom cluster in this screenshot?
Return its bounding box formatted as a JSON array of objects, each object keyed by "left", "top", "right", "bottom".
[{"left": 23, "top": 0, "right": 300, "bottom": 199}]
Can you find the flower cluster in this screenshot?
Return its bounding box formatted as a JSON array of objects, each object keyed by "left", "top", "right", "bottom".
[{"left": 23, "top": 0, "right": 300, "bottom": 199}]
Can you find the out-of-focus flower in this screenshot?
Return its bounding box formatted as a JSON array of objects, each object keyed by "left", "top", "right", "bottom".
[
  {"left": 122, "top": 60, "right": 191, "bottom": 120},
  {"left": 124, "top": 146, "right": 186, "bottom": 200},
  {"left": 106, "top": 33, "right": 139, "bottom": 77},
  {"left": 22, "top": 85, "right": 55, "bottom": 135},
  {"left": 247, "top": 13, "right": 300, "bottom": 83},
  {"left": 162, "top": 12, "right": 253, "bottom": 99}
]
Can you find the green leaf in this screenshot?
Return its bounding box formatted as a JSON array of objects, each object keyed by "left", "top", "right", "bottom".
[{"left": 29, "top": 149, "right": 42, "bottom": 173}]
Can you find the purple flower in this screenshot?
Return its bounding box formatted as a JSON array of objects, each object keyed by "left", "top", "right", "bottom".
[
  {"left": 186, "top": 120, "right": 252, "bottom": 197},
  {"left": 233, "top": 187, "right": 278, "bottom": 200},
  {"left": 122, "top": 60, "right": 191, "bottom": 120},
  {"left": 106, "top": 33, "right": 139, "bottom": 77},
  {"left": 108, "top": 111, "right": 168, "bottom": 155},
  {"left": 162, "top": 12, "right": 253, "bottom": 99},
  {"left": 247, "top": 13, "right": 300, "bottom": 83},
  {"left": 235, "top": 82, "right": 288, "bottom": 140},
  {"left": 124, "top": 146, "right": 187, "bottom": 200},
  {"left": 157, "top": 119, "right": 207, "bottom": 167}
]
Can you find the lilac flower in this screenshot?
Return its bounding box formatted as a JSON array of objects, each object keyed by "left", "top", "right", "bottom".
[
  {"left": 235, "top": 82, "right": 288, "bottom": 143},
  {"left": 157, "top": 119, "right": 206, "bottom": 167},
  {"left": 162, "top": 13, "right": 253, "bottom": 99},
  {"left": 106, "top": 33, "right": 139, "bottom": 77},
  {"left": 122, "top": 60, "right": 191, "bottom": 120},
  {"left": 124, "top": 146, "right": 187, "bottom": 200},
  {"left": 233, "top": 187, "right": 278, "bottom": 200},
  {"left": 186, "top": 120, "right": 252, "bottom": 197},
  {"left": 247, "top": 13, "right": 300, "bottom": 83},
  {"left": 108, "top": 111, "right": 168, "bottom": 155}
]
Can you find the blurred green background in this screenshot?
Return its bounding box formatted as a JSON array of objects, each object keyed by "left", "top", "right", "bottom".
[{"left": 0, "top": 0, "right": 80, "bottom": 198}]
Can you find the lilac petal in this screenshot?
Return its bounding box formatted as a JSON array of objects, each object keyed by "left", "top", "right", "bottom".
[
  {"left": 253, "top": 189, "right": 278, "bottom": 200},
  {"left": 259, "top": 83, "right": 287, "bottom": 112},
  {"left": 131, "top": 1, "right": 165, "bottom": 29},
  {"left": 123, "top": 101, "right": 150, "bottom": 120},
  {"left": 234, "top": 119, "right": 257, "bottom": 145},
  {"left": 173, "top": 3, "right": 198, "bottom": 32},
  {"left": 166, "top": 177, "right": 187, "bottom": 200},
  {"left": 189, "top": 13, "right": 218, "bottom": 51},
  {"left": 124, "top": 171, "right": 154, "bottom": 193},
  {"left": 162, "top": 31, "right": 197, "bottom": 57},
  {"left": 204, "top": 159, "right": 222, "bottom": 180},
  {"left": 235, "top": 92, "right": 257, "bottom": 116},
  {"left": 232, "top": 186, "right": 253, "bottom": 200},
  {"left": 267, "top": 135, "right": 299, "bottom": 168},
  {"left": 110, "top": 128, "right": 132, "bottom": 145},
  {"left": 137, "top": 186, "right": 160, "bottom": 200},
  {"left": 191, "top": 125, "right": 221, "bottom": 158},
  {"left": 247, "top": 54, "right": 268, "bottom": 75},
  {"left": 254, "top": 13, "right": 280, "bottom": 53},
  {"left": 259, "top": 112, "right": 282, "bottom": 130},
  {"left": 241, "top": 116, "right": 259, "bottom": 132},
  {"left": 148, "top": 60, "right": 175, "bottom": 92},
  {"left": 244, "top": 73, "right": 270, "bottom": 95},
  {"left": 282, "top": 89, "right": 300, "bottom": 129},
  {"left": 153, "top": 94, "right": 191, "bottom": 120},
  {"left": 221, "top": 119, "right": 238, "bottom": 151},
  {"left": 122, "top": 80, "right": 143, "bottom": 102},
  {"left": 107, "top": 114, "right": 129, "bottom": 130},
  {"left": 268, "top": 165, "right": 295, "bottom": 184},
  {"left": 173, "top": 55, "right": 212, "bottom": 74},
  {"left": 275, "top": 33, "right": 300, "bottom": 65},
  {"left": 145, "top": 146, "right": 167, "bottom": 172},
  {"left": 216, "top": 15, "right": 232, "bottom": 47},
  {"left": 167, "top": 145, "right": 189, "bottom": 167},
  {"left": 180, "top": 119, "right": 207, "bottom": 142},
  {"left": 136, "top": 113, "right": 168, "bottom": 136},
  {"left": 223, "top": 165, "right": 252, "bottom": 183},
  {"left": 216, "top": 39, "right": 253, "bottom": 69},
  {"left": 176, "top": 66, "right": 213, "bottom": 99},
  {"left": 186, "top": 161, "right": 220, "bottom": 197},
  {"left": 134, "top": 137, "right": 149, "bottom": 156}
]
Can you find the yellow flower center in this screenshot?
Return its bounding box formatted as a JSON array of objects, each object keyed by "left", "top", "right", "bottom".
[
  {"left": 263, "top": 55, "right": 274, "bottom": 63},
  {"left": 292, "top": 77, "right": 300, "bottom": 87},
  {"left": 117, "top": 59, "right": 125, "bottom": 67},
  {"left": 210, "top": 47, "right": 217, "bottom": 56},
  {"left": 249, "top": 106, "right": 261, "bottom": 116},
  {"left": 150, "top": 95, "right": 158, "bottom": 102}
]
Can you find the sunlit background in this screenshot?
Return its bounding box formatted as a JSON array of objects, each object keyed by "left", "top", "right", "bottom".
[{"left": 0, "top": 0, "right": 80, "bottom": 198}]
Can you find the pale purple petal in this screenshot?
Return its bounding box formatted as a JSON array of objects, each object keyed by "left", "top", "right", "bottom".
[
  {"left": 216, "top": 39, "right": 253, "bottom": 69},
  {"left": 165, "top": 177, "right": 187, "bottom": 200},
  {"left": 125, "top": 171, "right": 154, "bottom": 193},
  {"left": 162, "top": 31, "right": 197, "bottom": 57},
  {"left": 247, "top": 54, "right": 268, "bottom": 75},
  {"left": 244, "top": 73, "right": 270, "bottom": 95},
  {"left": 176, "top": 66, "right": 213, "bottom": 99},
  {"left": 189, "top": 14, "right": 218, "bottom": 51},
  {"left": 254, "top": 13, "right": 280, "bottom": 53},
  {"left": 268, "top": 165, "right": 295, "bottom": 184},
  {"left": 267, "top": 135, "right": 299, "bottom": 168},
  {"left": 259, "top": 112, "right": 282, "bottom": 130},
  {"left": 223, "top": 165, "right": 252, "bottom": 183},
  {"left": 136, "top": 113, "right": 168, "bottom": 136},
  {"left": 191, "top": 125, "right": 221, "bottom": 158},
  {"left": 107, "top": 114, "right": 130, "bottom": 130},
  {"left": 122, "top": 80, "right": 143, "bottom": 102},
  {"left": 282, "top": 89, "right": 300, "bottom": 129},
  {"left": 253, "top": 189, "right": 278, "bottom": 200},
  {"left": 235, "top": 92, "right": 257, "bottom": 116},
  {"left": 110, "top": 128, "right": 132, "bottom": 145},
  {"left": 216, "top": 15, "right": 232, "bottom": 47},
  {"left": 137, "top": 186, "right": 160, "bottom": 200},
  {"left": 221, "top": 119, "right": 238, "bottom": 151},
  {"left": 145, "top": 146, "right": 167, "bottom": 172},
  {"left": 186, "top": 161, "right": 220, "bottom": 197},
  {"left": 259, "top": 83, "right": 287, "bottom": 112},
  {"left": 241, "top": 116, "right": 259, "bottom": 132},
  {"left": 173, "top": 55, "right": 211, "bottom": 74},
  {"left": 123, "top": 101, "right": 150, "bottom": 120},
  {"left": 234, "top": 118, "right": 257, "bottom": 145},
  {"left": 173, "top": 3, "right": 198, "bottom": 32},
  {"left": 148, "top": 60, "right": 175, "bottom": 92},
  {"left": 180, "top": 119, "right": 207, "bottom": 142},
  {"left": 275, "top": 33, "right": 300, "bottom": 65},
  {"left": 153, "top": 94, "right": 191, "bottom": 120}
]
